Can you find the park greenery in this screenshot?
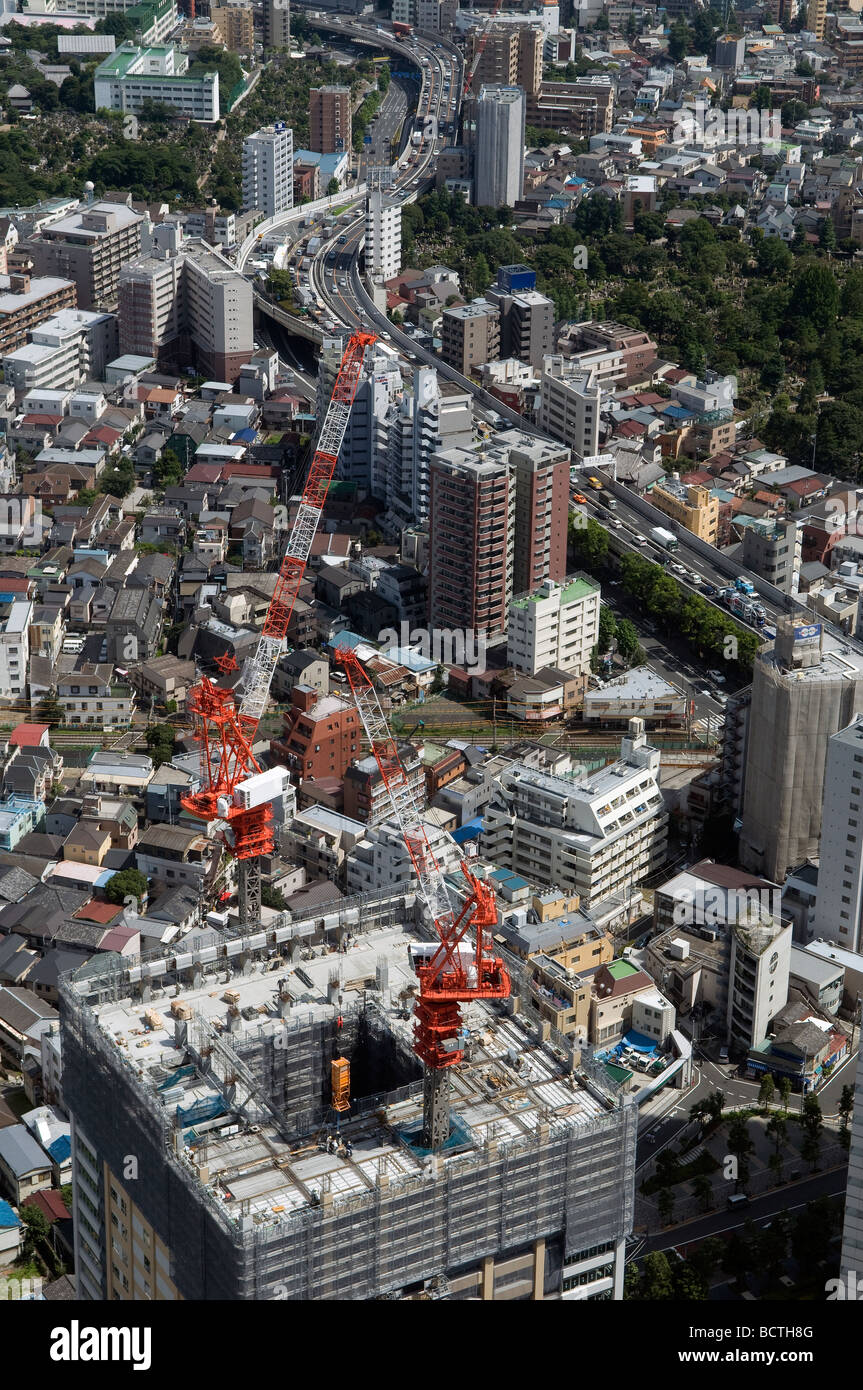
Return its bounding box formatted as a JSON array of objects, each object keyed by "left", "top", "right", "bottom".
[{"left": 404, "top": 180, "right": 863, "bottom": 480}]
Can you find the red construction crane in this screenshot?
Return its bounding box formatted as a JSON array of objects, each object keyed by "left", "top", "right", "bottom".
[
  {"left": 463, "top": 0, "right": 505, "bottom": 98},
  {"left": 181, "top": 330, "right": 377, "bottom": 924},
  {"left": 336, "top": 646, "right": 510, "bottom": 1150}
]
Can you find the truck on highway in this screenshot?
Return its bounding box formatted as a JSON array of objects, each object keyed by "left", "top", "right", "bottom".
[
  {"left": 650, "top": 526, "right": 679, "bottom": 551},
  {"left": 735, "top": 576, "right": 756, "bottom": 595}
]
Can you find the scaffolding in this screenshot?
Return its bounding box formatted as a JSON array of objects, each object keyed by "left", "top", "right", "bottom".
[{"left": 60, "top": 889, "right": 637, "bottom": 1301}]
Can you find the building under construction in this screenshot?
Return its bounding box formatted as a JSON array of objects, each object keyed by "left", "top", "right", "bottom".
[
  {"left": 61, "top": 886, "right": 636, "bottom": 1301},
  {"left": 739, "top": 617, "right": 863, "bottom": 882}
]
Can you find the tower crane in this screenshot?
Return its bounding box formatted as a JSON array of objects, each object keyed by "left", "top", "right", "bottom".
[
  {"left": 181, "top": 330, "right": 377, "bottom": 925},
  {"left": 336, "top": 647, "right": 510, "bottom": 1151},
  {"left": 463, "top": 0, "right": 504, "bottom": 98}
]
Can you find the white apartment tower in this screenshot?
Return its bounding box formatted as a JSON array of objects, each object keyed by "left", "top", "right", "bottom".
[
  {"left": 507, "top": 575, "right": 601, "bottom": 676},
  {"left": 474, "top": 85, "right": 525, "bottom": 209},
  {"left": 385, "top": 367, "right": 472, "bottom": 528},
  {"left": 482, "top": 720, "right": 667, "bottom": 907},
  {"left": 315, "top": 336, "right": 403, "bottom": 489},
  {"left": 539, "top": 356, "right": 602, "bottom": 458},
  {"left": 365, "top": 190, "right": 401, "bottom": 280},
  {"left": 242, "top": 122, "right": 294, "bottom": 218},
  {"left": 813, "top": 714, "right": 863, "bottom": 953}
]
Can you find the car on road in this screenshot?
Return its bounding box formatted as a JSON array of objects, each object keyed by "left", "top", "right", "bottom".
[
  {"left": 633, "top": 536, "right": 647, "bottom": 546},
  {"left": 701, "top": 582, "right": 718, "bottom": 596},
  {"left": 719, "top": 1045, "right": 729, "bottom": 1062},
  {"left": 713, "top": 691, "right": 729, "bottom": 705},
  {"left": 573, "top": 492, "right": 588, "bottom": 505},
  {"left": 610, "top": 518, "right": 622, "bottom": 528},
  {"left": 707, "top": 669, "right": 726, "bottom": 683},
  {"left": 670, "top": 562, "right": 686, "bottom": 575}
]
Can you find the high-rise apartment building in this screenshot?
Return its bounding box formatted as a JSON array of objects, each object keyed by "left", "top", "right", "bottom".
[
  {"left": 21, "top": 201, "right": 143, "bottom": 311},
  {"left": 2, "top": 306, "right": 117, "bottom": 391},
  {"left": 465, "top": 24, "right": 543, "bottom": 95},
  {"left": 813, "top": 715, "right": 863, "bottom": 953},
  {"left": 0, "top": 272, "right": 76, "bottom": 357},
  {"left": 538, "top": 357, "right": 602, "bottom": 458},
  {"left": 739, "top": 620, "right": 863, "bottom": 883},
  {"left": 211, "top": 0, "right": 254, "bottom": 50},
  {"left": 118, "top": 223, "right": 254, "bottom": 383},
  {"left": 499, "top": 429, "right": 569, "bottom": 594},
  {"left": 486, "top": 265, "right": 553, "bottom": 369},
  {"left": 806, "top": 0, "right": 826, "bottom": 40},
  {"left": 428, "top": 449, "right": 513, "bottom": 637},
  {"left": 263, "top": 0, "right": 290, "bottom": 48},
  {"left": 242, "top": 123, "right": 294, "bottom": 218},
  {"left": 508, "top": 575, "right": 601, "bottom": 676},
  {"left": 440, "top": 299, "right": 500, "bottom": 376},
  {"left": 385, "top": 368, "right": 472, "bottom": 527},
  {"left": 474, "top": 85, "right": 525, "bottom": 209},
  {"left": 365, "top": 190, "right": 401, "bottom": 280},
  {"left": 309, "top": 85, "right": 351, "bottom": 155},
  {"left": 315, "top": 337, "right": 402, "bottom": 490}
]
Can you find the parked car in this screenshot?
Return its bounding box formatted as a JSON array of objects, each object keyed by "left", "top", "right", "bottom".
[{"left": 707, "top": 669, "right": 726, "bottom": 684}]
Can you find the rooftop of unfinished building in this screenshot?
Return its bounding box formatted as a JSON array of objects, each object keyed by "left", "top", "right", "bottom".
[{"left": 75, "top": 913, "right": 622, "bottom": 1228}]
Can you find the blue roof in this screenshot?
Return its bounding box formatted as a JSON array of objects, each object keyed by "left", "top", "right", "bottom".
[
  {"left": 47, "top": 1134, "right": 71, "bottom": 1164},
  {"left": 328, "top": 630, "right": 365, "bottom": 652},
  {"left": 379, "top": 646, "right": 436, "bottom": 674},
  {"left": 0, "top": 1198, "right": 20, "bottom": 1228},
  {"left": 231, "top": 428, "right": 257, "bottom": 443},
  {"left": 488, "top": 866, "right": 528, "bottom": 889},
  {"left": 662, "top": 404, "right": 695, "bottom": 421},
  {"left": 451, "top": 816, "right": 484, "bottom": 845}
]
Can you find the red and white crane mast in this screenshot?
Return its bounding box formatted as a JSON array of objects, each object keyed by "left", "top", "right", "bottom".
[{"left": 182, "top": 332, "right": 377, "bottom": 924}]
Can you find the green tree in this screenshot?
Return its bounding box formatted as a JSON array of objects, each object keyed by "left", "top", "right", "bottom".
[
  {"left": 36, "top": 693, "right": 64, "bottom": 728},
  {"left": 689, "top": 1236, "right": 724, "bottom": 1283},
  {"left": 801, "top": 1130, "right": 822, "bottom": 1173},
  {"left": 801, "top": 1093, "right": 823, "bottom": 1138},
  {"left": 839, "top": 1083, "right": 854, "bottom": 1137},
  {"left": 657, "top": 1187, "right": 675, "bottom": 1226},
  {"left": 261, "top": 884, "right": 289, "bottom": 910},
  {"left": 615, "top": 617, "right": 641, "bottom": 661},
  {"left": 766, "top": 1111, "right": 787, "bottom": 1154},
  {"left": 569, "top": 515, "right": 608, "bottom": 572},
  {"left": 791, "top": 1197, "right": 834, "bottom": 1266},
  {"left": 154, "top": 449, "right": 184, "bottom": 490},
  {"left": 758, "top": 1216, "right": 789, "bottom": 1281},
  {"left": 326, "top": 177, "right": 339, "bottom": 196},
  {"left": 641, "top": 1250, "right": 675, "bottom": 1297},
  {"left": 780, "top": 1076, "right": 793, "bottom": 1111},
  {"left": 104, "top": 867, "right": 148, "bottom": 907},
  {"left": 655, "top": 1148, "right": 679, "bottom": 1186},
  {"left": 597, "top": 604, "right": 616, "bottom": 654},
  {"left": 693, "top": 1171, "right": 714, "bottom": 1212},
  {"left": 623, "top": 1261, "right": 641, "bottom": 1299},
  {"left": 768, "top": 1150, "right": 784, "bottom": 1186},
  {"left": 19, "top": 1204, "right": 51, "bottom": 1261},
  {"left": 727, "top": 1116, "right": 754, "bottom": 1189},
  {"left": 758, "top": 1073, "right": 775, "bottom": 1108},
  {"left": 145, "top": 722, "right": 176, "bottom": 768},
  {"left": 673, "top": 1260, "right": 708, "bottom": 1299},
  {"left": 722, "top": 1232, "right": 752, "bottom": 1288}
]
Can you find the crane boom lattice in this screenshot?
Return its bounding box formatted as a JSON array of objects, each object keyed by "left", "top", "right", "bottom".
[{"left": 181, "top": 331, "right": 376, "bottom": 927}]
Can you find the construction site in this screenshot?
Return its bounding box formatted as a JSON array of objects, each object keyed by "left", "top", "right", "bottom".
[{"left": 60, "top": 885, "right": 637, "bottom": 1301}]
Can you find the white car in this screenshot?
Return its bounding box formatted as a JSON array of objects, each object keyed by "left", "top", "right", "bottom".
[{"left": 707, "top": 669, "right": 726, "bottom": 684}]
